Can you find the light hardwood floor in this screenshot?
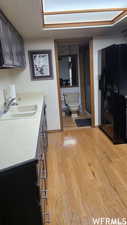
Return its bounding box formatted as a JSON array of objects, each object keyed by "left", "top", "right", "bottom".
[
  {"left": 62, "top": 111, "right": 91, "bottom": 130},
  {"left": 63, "top": 115, "right": 76, "bottom": 129},
  {"left": 48, "top": 128, "right": 127, "bottom": 225}
]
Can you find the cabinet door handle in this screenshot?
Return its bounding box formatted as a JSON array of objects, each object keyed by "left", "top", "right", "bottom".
[
  {"left": 42, "top": 212, "right": 50, "bottom": 224},
  {"left": 41, "top": 170, "right": 47, "bottom": 179},
  {"left": 40, "top": 131, "right": 44, "bottom": 136},
  {"left": 40, "top": 190, "right": 48, "bottom": 199}
]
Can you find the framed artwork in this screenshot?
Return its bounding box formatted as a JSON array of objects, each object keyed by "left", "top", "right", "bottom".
[{"left": 28, "top": 50, "right": 53, "bottom": 80}]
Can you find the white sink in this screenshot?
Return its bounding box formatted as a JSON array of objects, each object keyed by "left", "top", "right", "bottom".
[
  {"left": 11, "top": 111, "right": 36, "bottom": 118},
  {"left": 16, "top": 105, "right": 37, "bottom": 113},
  {"left": 0, "top": 105, "right": 37, "bottom": 120}
]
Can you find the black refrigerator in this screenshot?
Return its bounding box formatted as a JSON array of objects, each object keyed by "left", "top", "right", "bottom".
[{"left": 99, "top": 44, "right": 127, "bottom": 144}]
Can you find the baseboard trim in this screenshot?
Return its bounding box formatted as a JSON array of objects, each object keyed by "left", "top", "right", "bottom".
[
  {"left": 48, "top": 126, "right": 99, "bottom": 133},
  {"left": 48, "top": 129, "right": 62, "bottom": 133}
]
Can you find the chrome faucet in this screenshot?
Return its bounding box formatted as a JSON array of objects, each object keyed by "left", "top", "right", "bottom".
[{"left": 4, "top": 98, "right": 16, "bottom": 113}]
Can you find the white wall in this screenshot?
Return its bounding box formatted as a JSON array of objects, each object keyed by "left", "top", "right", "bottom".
[
  {"left": 61, "top": 87, "right": 80, "bottom": 94},
  {"left": 93, "top": 35, "right": 126, "bottom": 126},
  {"left": 11, "top": 39, "right": 60, "bottom": 131},
  {"left": 0, "top": 70, "right": 13, "bottom": 105},
  {"left": 0, "top": 70, "right": 12, "bottom": 88}
]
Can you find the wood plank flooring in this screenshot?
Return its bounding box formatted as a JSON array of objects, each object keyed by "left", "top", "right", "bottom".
[
  {"left": 62, "top": 115, "right": 76, "bottom": 129},
  {"left": 47, "top": 128, "right": 127, "bottom": 225},
  {"left": 62, "top": 111, "right": 91, "bottom": 130}
]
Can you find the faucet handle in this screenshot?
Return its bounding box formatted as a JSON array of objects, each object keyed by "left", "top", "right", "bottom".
[{"left": 10, "top": 97, "right": 17, "bottom": 106}]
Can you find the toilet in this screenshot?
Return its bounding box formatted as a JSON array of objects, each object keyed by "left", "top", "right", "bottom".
[{"left": 65, "top": 93, "right": 80, "bottom": 116}]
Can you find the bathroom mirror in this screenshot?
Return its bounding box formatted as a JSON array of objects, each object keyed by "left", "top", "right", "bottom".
[{"left": 59, "top": 55, "right": 78, "bottom": 87}]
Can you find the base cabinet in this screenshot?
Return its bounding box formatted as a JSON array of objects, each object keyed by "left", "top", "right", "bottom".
[
  {"left": 37, "top": 104, "right": 49, "bottom": 224},
  {"left": 0, "top": 162, "right": 42, "bottom": 225},
  {"left": 0, "top": 103, "right": 48, "bottom": 225}
]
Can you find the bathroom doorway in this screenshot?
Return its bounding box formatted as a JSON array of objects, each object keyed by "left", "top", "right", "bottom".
[{"left": 55, "top": 38, "right": 95, "bottom": 130}]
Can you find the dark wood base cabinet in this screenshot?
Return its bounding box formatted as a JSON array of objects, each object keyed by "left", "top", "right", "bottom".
[
  {"left": 0, "top": 104, "right": 49, "bottom": 225},
  {"left": 0, "top": 162, "right": 42, "bottom": 225}
]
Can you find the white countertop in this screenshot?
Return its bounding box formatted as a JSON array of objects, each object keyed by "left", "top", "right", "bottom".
[{"left": 0, "top": 92, "right": 44, "bottom": 171}]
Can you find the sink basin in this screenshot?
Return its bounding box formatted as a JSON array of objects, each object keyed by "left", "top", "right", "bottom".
[
  {"left": 16, "top": 105, "right": 37, "bottom": 113},
  {"left": 0, "top": 105, "right": 37, "bottom": 120},
  {"left": 11, "top": 111, "right": 36, "bottom": 118}
]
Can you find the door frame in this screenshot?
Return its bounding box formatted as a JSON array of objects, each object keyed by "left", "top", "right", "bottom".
[
  {"left": 79, "top": 47, "right": 86, "bottom": 113},
  {"left": 54, "top": 38, "right": 95, "bottom": 130},
  {"left": 89, "top": 38, "right": 95, "bottom": 127},
  {"left": 54, "top": 42, "right": 63, "bottom": 130}
]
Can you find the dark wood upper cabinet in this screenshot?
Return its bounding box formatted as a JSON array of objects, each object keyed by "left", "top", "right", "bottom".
[{"left": 0, "top": 10, "right": 26, "bottom": 68}]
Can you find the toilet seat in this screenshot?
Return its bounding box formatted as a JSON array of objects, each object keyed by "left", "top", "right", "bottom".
[{"left": 69, "top": 104, "right": 79, "bottom": 112}]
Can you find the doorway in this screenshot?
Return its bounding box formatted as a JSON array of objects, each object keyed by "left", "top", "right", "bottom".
[{"left": 55, "top": 38, "right": 95, "bottom": 130}]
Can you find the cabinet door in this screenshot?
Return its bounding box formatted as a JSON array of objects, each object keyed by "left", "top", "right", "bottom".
[
  {"left": 10, "top": 27, "right": 26, "bottom": 67},
  {"left": 0, "top": 14, "right": 13, "bottom": 66},
  {"left": 0, "top": 162, "right": 43, "bottom": 225},
  {"left": 0, "top": 10, "right": 26, "bottom": 68},
  {"left": 9, "top": 25, "right": 20, "bottom": 67},
  {"left": 0, "top": 17, "right": 4, "bottom": 65},
  {"left": 17, "top": 35, "right": 26, "bottom": 67}
]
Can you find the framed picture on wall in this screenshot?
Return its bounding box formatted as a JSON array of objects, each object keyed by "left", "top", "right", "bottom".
[{"left": 28, "top": 50, "right": 53, "bottom": 80}]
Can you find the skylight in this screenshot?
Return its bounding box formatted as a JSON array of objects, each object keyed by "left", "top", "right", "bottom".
[
  {"left": 44, "top": 11, "right": 122, "bottom": 24},
  {"left": 43, "top": 0, "right": 127, "bottom": 12},
  {"left": 42, "top": 0, "right": 127, "bottom": 29}
]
